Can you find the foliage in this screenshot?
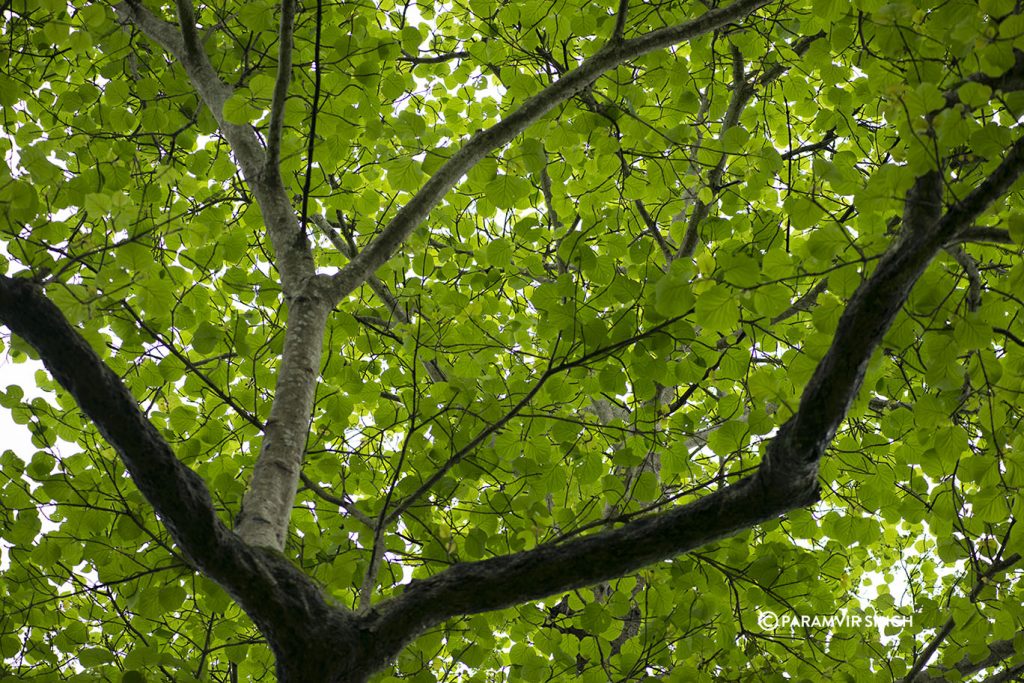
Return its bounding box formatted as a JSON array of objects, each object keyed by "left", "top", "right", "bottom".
[{"left": 2, "top": 0, "right": 1024, "bottom": 681}]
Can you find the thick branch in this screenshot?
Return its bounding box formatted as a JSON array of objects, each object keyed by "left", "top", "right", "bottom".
[
  {"left": 945, "top": 48, "right": 1024, "bottom": 109},
  {"left": 771, "top": 170, "right": 940, "bottom": 463},
  {"left": 328, "top": 0, "right": 771, "bottom": 302},
  {"left": 363, "top": 137, "right": 1024, "bottom": 657},
  {"left": 364, "top": 462, "right": 808, "bottom": 659},
  {"left": 114, "top": 1, "right": 263, "bottom": 177},
  {"left": 119, "top": 0, "right": 330, "bottom": 552},
  {"left": 611, "top": 0, "right": 630, "bottom": 42},
  {"left": 0, "top": 276, "right": 230, "bottom": 570},
  {"left": 0, "top": 276, "right": 357, "bottom": 666},
  {"left": 172, "top": 0, "right": 203, "bottom": 66}
]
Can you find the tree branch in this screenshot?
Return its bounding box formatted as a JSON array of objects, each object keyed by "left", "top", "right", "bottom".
[
  {"left": 314, "top": 215, "right": 407, "bottom": 322},
  {"left": 266, "top": 0, "right": 297, "bottom": 174},
  {"left": 235, "top": 288, "right": 334, "bottom": 549},
  {"left": 949, "top": 244, "right": 982, "bottom": 311},
  {"left": 904, "top": 553, "right": 1022, "bottom": 683},
  {"left": 118, "top": 0, "right": 334, "bottom": 551},
  {"left": 398, "top": 49, "right": 470, "bottom": 65},
  {"left": 113, "top": 1, "right": 263, "bottom": 177},
  {"left": 299, "top": 472, "right": 373, "bottom": 528},
  {"left": 770, "top": 279, "right": 829, "bottom": 325},
  {"left": 948, "top": 226, "right": 1014, "bottom": 245},
  {"left": 781, "top": 129, "right": 837, "bottom": 160},
  {"left": 945, "top": 48, "right": 1024, "bottom": 109},
  {"left": 635, "top": 199, "right": 674, "bottom": 262},
  {"left": 677, "top": 44, "right": 753, "bottom": 258},
  {"left": 675, "top": 31, "right": 824, "bottom": 259},
  {"left": 953, "top": 638, "right": 1024, "bottom": 681},
  {"left": 995, "top": 326, "right": 1024, "bottom": 349},
  {"left": 300, "top": 0, "right": 323, "bottom": 231},
  {"left": 0, "top": 276, "right": 229, "bottom": 571},
  {"left": 755, "top": 31, "right": 826, "bottom": 86},
  {"left": 172, "top": 0, "right": 203, "bottom": 67},
  {"left": 611, "top": 0, "right": 630, "bottom": 42},
  {"left": 123, "top": 303, "right": 265, "bottom": 432},
  {"left": 313, "top": 215, "right": 447, "bottom": 383},
  {"left": 0, "top": 275, "right": 352, "bottom": 657},
  {"left": 382, "top": 315, "right": 686, "bottom": 526},
  {"left": 363, "top": 137, "right": 1024, "bottom": 658},
  {"left": 328, "top": 0, "right": 771, "bottom": 303},
  {"left": 114, "top": 0, "right": 315, "bottom": 292}
]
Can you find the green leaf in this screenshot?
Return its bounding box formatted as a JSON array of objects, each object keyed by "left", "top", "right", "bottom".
[
  {"left": 653, "top": 268, "right": 695, "bottom": 317},
  {"left": 484, "top": 237, "right": 513, "bottom": 267},
  {"left": 159, "top": 584, "right": 188, "bottom": 612},
  {"left": 783, "top": 196, "right": 824, "bottom": 230},
  {"left": 695, "top": 284, "right": 740, "bottom": 333},
  {"left": 485, "top": 174, "right": 531, "bottom": 209},
  {"left": 1010, "top": 212, "right": 1024, "bottom": 244},
  {"left": 190, "top": 321, "right": 222, "bottom": 355},
  {"left": 958, "top": 82, "right": 993, "bottom": 109},
  {"left": 981, "top": 0, "right": 1015, "bottom": 15},
  {"left": 386, "top": 157, "right": 425, "bottom": 192},
  {"left": 222, "top": 89, "right": 257, "bottom": 124},
  {"left": 168, "top": 406, "right": 195, "bottom": 435},
  {"left": 79, "top": 647, "right": 116, "bottom": 667}
]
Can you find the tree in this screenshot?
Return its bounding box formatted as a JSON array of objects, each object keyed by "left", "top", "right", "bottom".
[{"left": 2, "top": 0, "right": 1024, "bottom": 679}]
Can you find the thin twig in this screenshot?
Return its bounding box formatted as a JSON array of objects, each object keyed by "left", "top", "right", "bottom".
[
  {"left": 313, "top": 215, "right": 447, "bottom": 382},
  {"left": 384, "top": 314, "right": 688, "bottom": 524},
  {"left": 328, "top": 0, "right": 773, "bottom": 303},
  {"left": 635, "top": 199, "right": 674, "bottom": 262},
  {"left": 298, "top": 472, "right": 373, "bottom": 528},
  {"left": 399, "top": 49, "right": 470, "bottom": 64}
]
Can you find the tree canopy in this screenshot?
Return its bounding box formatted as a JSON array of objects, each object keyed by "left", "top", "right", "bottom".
[{"left": 2, "top": 0, "right": 1024, "bottom": 680}]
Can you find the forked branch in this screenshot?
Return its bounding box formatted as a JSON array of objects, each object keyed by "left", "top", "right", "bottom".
[
  {"left": 327, "top": 0, "right": 772, "bottom": 302},
  {"left": 363, "top": 135, "right": 1024, "bottom": 654}
]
